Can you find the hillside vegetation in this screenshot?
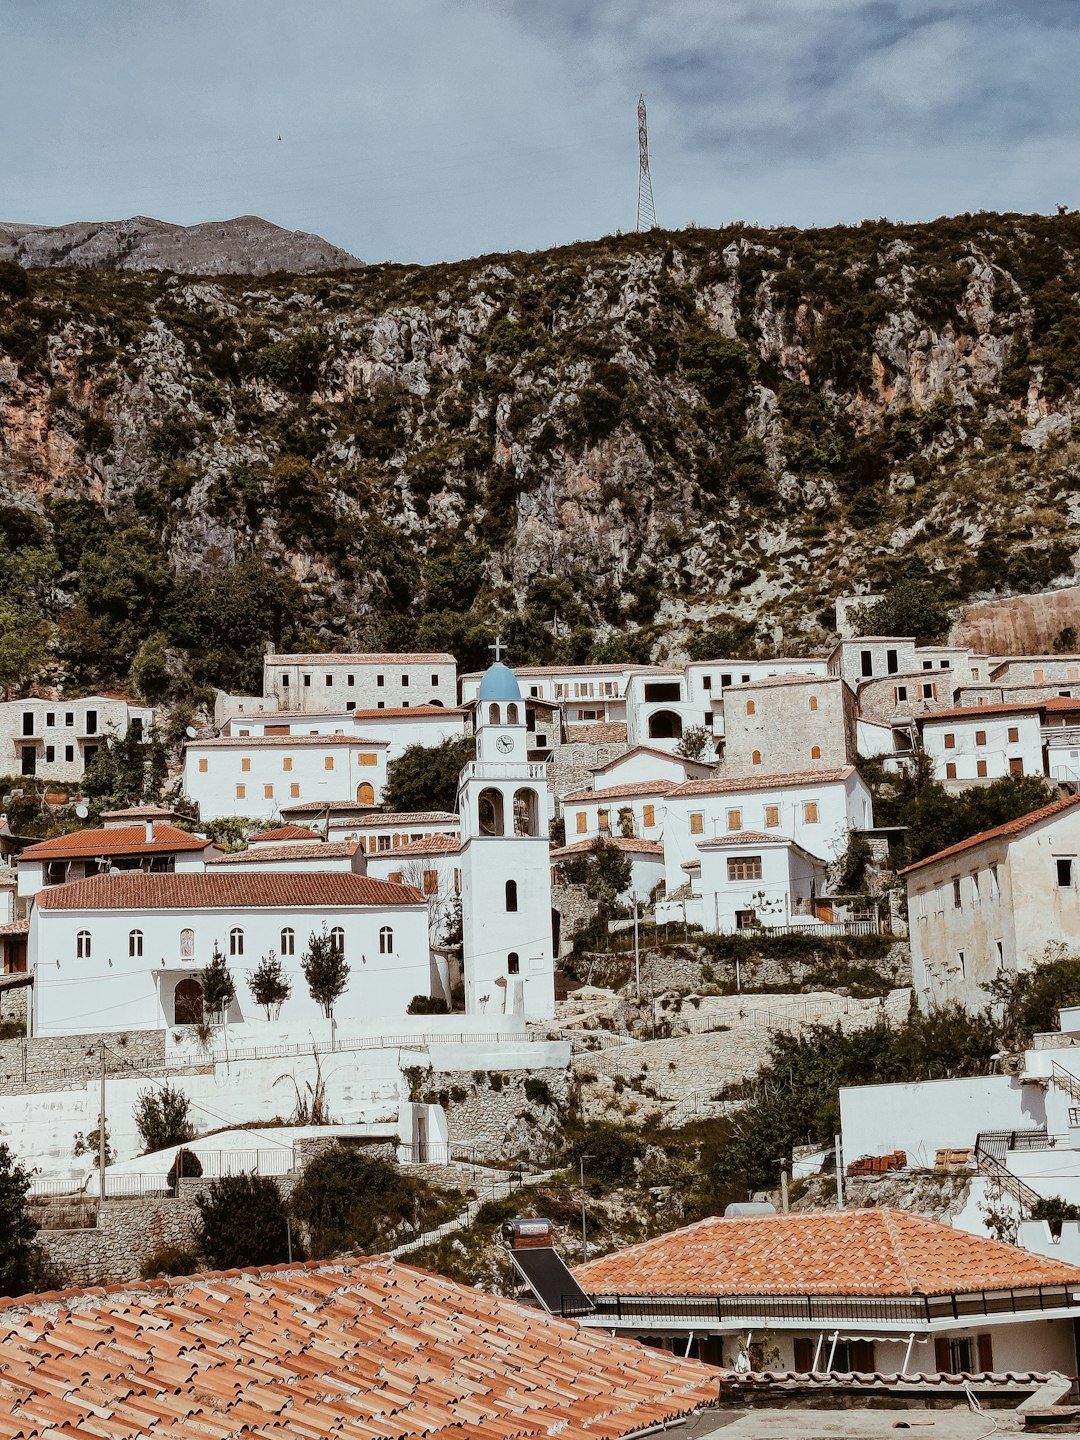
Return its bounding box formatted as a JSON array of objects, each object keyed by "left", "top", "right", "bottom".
[{"left": 1, "top": 212, "right": 1079, "bottom": 701}]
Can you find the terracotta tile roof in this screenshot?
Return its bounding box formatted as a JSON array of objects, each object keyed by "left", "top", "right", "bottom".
[
  {"left": 283, "top": 799, "right": 385, "bottom": 813},
  {"left": 187, "top": 734, "right": 389, "bottom": 748},
  {"left": 372, "top": 834, "right": 462, "bottom": 857},
  {"left": 208, "top": 841, "right": 361, "bottom": 865},
  {"left": 0, "top": 1257, "right": 718, "bottom": 1439},
  {"left": 900, "top": 792, "right": 1080, "bottom": 875},
  {"left": 1042, "top": 697, "right": 1080, "bottom": 713},
  {"left": 19, "top": 824, "right": 211, "bottom": 861},
  {"left": 561, "top": 779, "right": 677, "bottom": 804},
  {"left": 353, "top": 811, "right": 460, "bottom": 827},
  {"left": 668, "top": 765, "right": 857, "bottom": 798},
  {"left": 36, "top": 872, "right": 423, "bottom": 910},
  {"left": 697, "top": 830, "right": 790, "bottom": 846},
  {"left": 919, "top": 701, "right": 1046, "bottom": 723},
  {"left": 251, "top": 824, "right": 322, "bottom": 842},
  {"left": 573, "top": 1209, "right": 1080, "bottom": 1299},
  {"left": 270, "top": 650, "right": 456, "bottom": 663},
  {"left": 0, "top": 919, "right": 28, "bottom": 934},
  {"left": 551, "top": 838, "right": 664, "bottom": 858}
]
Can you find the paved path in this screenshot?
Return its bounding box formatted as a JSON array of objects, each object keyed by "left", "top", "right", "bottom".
[{"left": 387, "top": 1167, "right": 560, "bottom": 1258}]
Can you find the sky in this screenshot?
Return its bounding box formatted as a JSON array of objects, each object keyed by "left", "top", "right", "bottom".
[{"left": 2, "top": 0, "right": 1079, "bottom": 265}]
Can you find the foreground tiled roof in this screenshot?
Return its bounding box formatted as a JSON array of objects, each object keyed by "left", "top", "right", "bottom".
[
  {"left": 900, "top": 792, "right": 1080, "bottom": 875},
  {"left": 37, "top": 872, "right": 423, "bottom": 910},
  {"left": 0, "top": 1257, "right": 719, "bottom": 1439},
  {"left": 208, "top": 841, "right": 361, "bottom": 865},
  {"left": 561, "top": 778, "right": 677, "bottom": 804},
  {"left": 574, "top": 1209, "right": 1080, "bottom": 1299},
  {"left": 551, "top": 837, "right": 664, "bottom": 858},
  {"left": 20, "top": 824, "right": 211, "bottom": 860},
  {"left": 668, "top": 765, "right": 857, "bottom": 798},
  {"left": 696, "top": 830, "right": 792, "bottom": 846}
]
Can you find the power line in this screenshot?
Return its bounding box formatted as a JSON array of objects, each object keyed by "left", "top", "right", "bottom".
[{"left": 636, "top": 93, "right": 657, "bottom": 232}]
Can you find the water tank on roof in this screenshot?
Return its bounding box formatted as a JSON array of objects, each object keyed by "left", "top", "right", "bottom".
[
  {"left": 500, "top": 1217, "right": 555, "bottom": 1249},
  {"left": 724, "top": 1201, "right": 777, "bottom": 1216}
]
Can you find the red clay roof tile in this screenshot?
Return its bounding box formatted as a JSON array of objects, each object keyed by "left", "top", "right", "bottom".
[
  {"left": 20, "top": 825, "right": 211, "bottom": 861},
  {"left": 900, "top": 792, "right": 1080, "bottom": 875},
  {"left": 36, "top": 872, "right": 424, "bottom": 911}
]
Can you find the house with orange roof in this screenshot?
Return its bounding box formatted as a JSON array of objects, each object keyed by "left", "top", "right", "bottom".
[
  {"left": 0, "top": 1255, "right": 719, "bottom": 1439},
  {"left": 16, "top": 820, "right": 217, "bottom": 904},
  {"left": 218, "top": 701, "right": 469, "bottom": 762},
  {"left": 183, "top": 733, "right": 390, "bottom": 821},
  {"left": 28, "top": 871, "right": 433, "bottom": 1036},
  {"left": 566, "top": 1208, "right": 1080, "bottom": 1377},
  {"left": 901, "top": 793, "right": 1080, "bottom": 1010}
]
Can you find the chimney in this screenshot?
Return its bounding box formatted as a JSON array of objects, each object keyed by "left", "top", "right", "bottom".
[{"left": 145, "top": 820, "right": 155, "bottom": 843}]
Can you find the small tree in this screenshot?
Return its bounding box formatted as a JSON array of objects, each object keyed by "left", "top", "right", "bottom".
[
  {"left": 248, "top": 950, "right": 291, "bottom": 1020},
  {"left": 0, "top": 1144, "right": 38, "bottom": 1298},
  {"left": 677, "top": 726, "right": 712, "bottom": 762},
  {"left": 562, "top": 837, "right": 633, "bottom": 925},
  {"left": 199, "top": 946, "right": 236, "bottom": 1021},
  {"left": 134, "top": 1082, "right": 194, "bottom": 1154},
  {"left": 302, "top": 927, "right": 350, "bottom": 1018},
  {"left": 167, "top": 1148, "right": 203, "bottom": 1194},
  {"left": 197, "top": 1173, "right": 296, "bottom": 1269}
]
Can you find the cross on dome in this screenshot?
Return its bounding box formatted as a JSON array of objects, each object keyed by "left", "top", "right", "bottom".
[{"left": 489, "top": 637, "right": 506, "bottom": 663}]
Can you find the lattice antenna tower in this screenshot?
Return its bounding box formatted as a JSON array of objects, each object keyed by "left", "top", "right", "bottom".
[{"left": 636, "top": 93, "right": 657, "bottom": 231}]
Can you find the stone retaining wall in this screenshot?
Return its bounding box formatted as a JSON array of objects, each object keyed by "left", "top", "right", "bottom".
[
  {"left": 425, "top": 1066, "right": 571, "bottom": 1164},
  {"left": 0, "top": 1029, "right": 166, "bottom": 1095},
  {"left": 0, "top": 984, "right": 28, "bottom": 1028}
]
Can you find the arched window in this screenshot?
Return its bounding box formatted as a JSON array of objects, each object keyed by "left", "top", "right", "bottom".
[
  {"left": 379, "top": 925, "right": 393, "bottom": 955},
  {"left": 746, "top": 700, "right": 756, "bottom": 716},
  {"left": 647, "top": 710, "right": 683, "bottom": 740},
  {"left": 751, "top": 750, "right": 762, "bottom": 765},
  {"left": 179, "top": 927, "right": 195, "bottom": 959},
  {"left": 229, "top": 927, "right": 244, "bottom": 957},
  {"left": 505, "top": 880, "right": 518, "bottom": 912},
  {"left": 478, "top": 787, "right": 505, "bottom": 836},
  {"left": 507, "top": 952, "right": 520, "bottom": 975},
  {"left": 129, "top": 929, "right": 143, "bottom": 959},
  {"left": 280, "top": 927, "right": 295, "bottom": 956},
  {"left": 809, "top": 695, "right": 819, "bottom": 712},
  {"left": 513, "top": 787, "right": 540, "bottom": 837},
  {"left": 811, "top": 744, "right": 822, "bottom": 759},
  {"left": 357, "top": 781, "right": 375, "bottom": 805},
  {"left": 488, "top": 703, "right": 500, "bottom": 725},
  {"left": 174, "top": 977, "right": 202, "bottom": 1026},
  {"left": 76, "top": 930, "right": 92, "bottom": 960},
  {"left": 330, "top": 926, "right": 345, "bottom": 956},
  {"left": 507, "top": 703, "right": 519, "bottom": 725}
]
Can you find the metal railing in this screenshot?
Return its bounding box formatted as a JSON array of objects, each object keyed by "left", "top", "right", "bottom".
[
  {"left": 974, "top": 1133, "right": 1044, "bottom": 1214},
  {"left": 190, "top": 1028, "right": 562, "bottom": 1068},
  {"left": 1052, "top": 1060, "right": 1080, "bottom": 1105},
  {"left": 563, "top": 1285, "right": 1079, "bottom": 1325}
]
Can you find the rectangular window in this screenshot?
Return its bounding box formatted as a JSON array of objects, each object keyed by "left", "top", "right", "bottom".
[
  {"left": 977, "top": 760, "right": 988, "bottom": 778},
  {"left": 64, "top": 745, "right": 74, "bottom": 762},
  {"left": 303, "top": 674, "right": 311, "bottom": 687},
  {"left": 702, "top": 676, "right": 712, "bottom": 691},
  {"left": 431, "top": 673, "right": 439, "bottom": 686},
  {"left": 990, "top": 864, "right": 999, "bottom": 896},
  {"left": 401, "top": 675, "right": 409, "bottom": 686},
  {"left": 922, "top": 683, "right": 936, "bottom": 699},
  {"left": 281, "top": 673, "right": 289, "bottom": 687},
  {"left": 45, "top": 712, "right": 54, "bottom": 727},
  {"left": 325, "top": 674, "right": 333, "bottom": 686},
  {"left": 236, "top": 784, "right": 246, "bottom": 800},
  {"left": 85, "top": 710, "right": 97, "bottom": 734},
  {"left": 1057, "top": 858, "right": 1074, "bottom": 887},
  {"left": 198, "top": 758, "right": 208, "bottom": 773},
  {"left": 347, "top": 674, "right": 355, "bottom": 687},
  {"left": 263, "top": 784, "right": 274, "bottom": 799},
  {"left": 726, "top": 808, "right": 742, "bottom": 832},
  {"left": 945, "top": 762, "right": 957, "bottom": 780},
  {"left": 860, "top": 650, "right": 873, "bottom": 678},
  {"left": 324, "top": 756, "right": 335, "bottom": 770},
  {"left": 1034, "top": 668, "right": 1045, "bottom": 682},
  {"left": 943, "top": 733, "right": 956, "bottom": 750},
  {"left": 643, "top": 804, "right": 655, "bottom": 828},
  {"left": 971, "top": 870, "right": 980, "bottom": 898},
  {"left": 576, "top": 812, "right": 587, "bottom": 834},
  {"left": 1008, "top": 727, "right": 1019, "bottom": 743},
  {"left": 241, "top": 757, "right": 251, "bottom": 772},
  {"left": 283, "top": 757, "right": 293, "bottom": 771},
  {"left": 803, "top": 801, "right": 819, "bottom": 823},
  {"left": 727, "top": 856, "right": 763, "bottom": 881},
  {"left": 45, "top": 745, "right": 54, "bottom": 763},
  {"left": 690, "top": 812, "right": 704, "bottom": 835},
  {"left": 1008, "top": 757, "right": 1024, "bottom": 775},
  {"left": 895, "top": 685, "right": 908, "bottom": 702},
  {"left": 21, "top": 713, "right": 33, "bottom": 737},
  {"left": 721, "top": 673, "right": 732, "bottom": 687},
  {"left": 377, "top": 701, "right": 385, "bottom": 709},
  {"left": 765, "top": 805, "right": 780, "bottom": 828},
  {"left": 359, "top": 753, "right": 378, "bottom": 766},
  {"left": 423, "top": 870, "right": 438, "bottom": 895},
  {"left": 290, "top": 783, "right": 300, "bottom": 798},
  {"left": 65, "top": 712, "right": 74, "bottom": 727},
  {"left": 886, "top": 648, "right": 898, "bottom": 674},
  {"left": 953, "top": 877, "right": 962, "bottom": 909},
  {"left": 923, "top": 660, "right": 933, "bottom": 671},
  {"left": 975, "top": 730, "right": 986, "bottom": 746},
  {"left": 957, "top": 950, "right": 966, "bottom": 977}
]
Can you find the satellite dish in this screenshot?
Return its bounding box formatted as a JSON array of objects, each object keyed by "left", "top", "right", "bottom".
[
  {"left": 75, "top": 802, "right": 89, "bottom": 819},
  {"left": 185, "top": 726, "right": 198, "bottom": 739}
]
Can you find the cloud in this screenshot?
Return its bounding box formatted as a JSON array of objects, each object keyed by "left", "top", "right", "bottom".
[{"left": 0, "top": 0, "right": 1078, "bottom": 261}]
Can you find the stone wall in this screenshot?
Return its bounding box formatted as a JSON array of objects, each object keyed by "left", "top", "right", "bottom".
[
  {"left": 424, "top": 1066, "right": 572, "bottom": 1164},
  {"left": 0, "top": 983, "right": 27, "bottom": 1027},
  {"left": 37, "top": 1184, "right": 204, "bottom": 1288},
  {"left": 0, "top": 1028, "right": 167, "bottom": 1095},
  {"left": 547, "top": 740, "right": 628, "bottom": 807}
]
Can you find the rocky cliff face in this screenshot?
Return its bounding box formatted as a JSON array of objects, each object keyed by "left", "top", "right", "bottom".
[
  {"left": 0, "top": 213, "right": 1079, "bottom": 695},
  {"left": 0, "top": 215, "right": 361, "bottom": 276}
]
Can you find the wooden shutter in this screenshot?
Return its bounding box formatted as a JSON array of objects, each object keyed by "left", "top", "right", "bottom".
[
  {"left": 976, "top": 1333, "right": 994, "bottom": 1373},
  {"left": 792, "top": 1337, "right": 815, "bottom": 1372},
  {"left": 934, "top": 1336, "right": 951, "bottom": 1372},
  {"left": 850, "top": 1339, "right": 875, "bottom": 1373}
]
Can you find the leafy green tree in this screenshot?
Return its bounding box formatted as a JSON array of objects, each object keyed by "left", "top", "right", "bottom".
[
  {"left": 197, "top": 1173, "right": 296, "bottom": 1268},
  {"left": 988, "top": 949, "right": 1080, "bottom": 1050},
  {"left": 0, "top": 604, "right": 49, "bottom": 698},
  {"left": 562, "top": 837, "right": 633, "bottom": 922},
  {"left": 901, "top": 772, "right": 1053, "bottom": 865},
  {"left": 677, "top": 727, "right": 712, "bottom": 761},
  {"left": 199, "top": 947, "right": 236, "bottom": 1020},
  {"left": 134, "top": 1083, "right": 194, "bottom": 1154},
  {"left": 81, "top": 726, "right": 169, "bottom": 812},
  {"left": 248, "top": 950, "right": 291, "bottom": 1019},
  {"left": 854, "top": 578, "right": 952, "bottom": 646},
  {"left": 289, "top": 1144, "right": 424, "bottom": 1258},
  {"left": 302, "top": 927, "right": 350, "bottom": 1018},
  {"left": 0, "top": 1144, "right": 38, "bottom": 1297},
  {"left": 0, "top": 261, "right": 29, "bottom": 301},
  {"left": 383, "top": 736, "right": 475, "bottom": 814}
]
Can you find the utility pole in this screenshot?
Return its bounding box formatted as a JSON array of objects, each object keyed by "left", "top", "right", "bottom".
[
  {"left": 636, "top": 94, "right": 658, "bottom": 232},
  {"left": 633, "top": 897, "right": 641, "bottom": 999},
  {"left": 835, "top": 1132, "right": 845, "bottom": 1210},
  {"left": 579, "top": 1154, "right": 594, "bottom": 1262},
  {"left": 777, "top": 1157, "right": 790, "bottom": 1214},
  {"left": 97, "top": 1041, "right": 106, "bottom": 1217}
]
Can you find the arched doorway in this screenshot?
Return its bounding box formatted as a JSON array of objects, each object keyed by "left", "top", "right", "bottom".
[
  {"left": 648, "top": 710, "right": 683, "bottom": 740},
  {"left": 174, "top": 977, "right": 202, "bottom": 1026},
  {"left": 513, "top": 787, "right": 540, "bottom": 836},
  {"left": 357, "top": 781, "right": 375, "bottom": 804},
  {"left": 478, "top": 788, "right": 505, "bottom": 836}
]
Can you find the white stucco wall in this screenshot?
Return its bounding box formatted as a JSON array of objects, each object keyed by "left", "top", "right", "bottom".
[
  {"left": 921, "top": 711, "right": 1044, "bottom": 785},
  {"left": 183, "top": 738, "right": 388, "bottom": 821}
]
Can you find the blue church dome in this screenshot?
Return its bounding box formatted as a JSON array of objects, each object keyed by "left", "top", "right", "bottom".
[{"left": 478, "top": 662, "right": 521, "bottom": 702}]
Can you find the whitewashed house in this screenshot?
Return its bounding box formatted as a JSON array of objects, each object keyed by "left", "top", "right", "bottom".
[
  {"left": 183, "top": 735, "right": 390, "bottom": 821},
  {"left": 585, "top": 746, "right": 714, "bottom": 791},
  {"left": 218, "top": 704, "right": 468, "bottom": 764},
  {"left": 0, "top": 695, "right": 154, "bottom": 784},
  {"left": 560, "top": 779, "right": 677, "bottom": 847},
  {"left": 675, "top": 831, "right": 829, "bottom": 933},
  {"left": 28, "top": 871, "right": 433, "bottom": 1036},
  {"left": 623, "top": 671, "right": 697, "bottom": 750},
  {"left": 459, "top": 661, "right": 666, "bottom": 726},
  {"left": 214, "top": 648, "right": 458, "bottom": 723},
  {"left": 917, "top": 703, "right": 1047, "bottom": 786},
  {"left": 902, "top": 793, "right": 1080, "bottom": 1011},
  {"left": 550, "top": 837, "right": 665, "bottom": 905},
  {"left": 16, "top": 821, "right": 215, "bottom": 904}
]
